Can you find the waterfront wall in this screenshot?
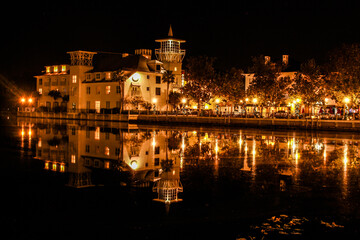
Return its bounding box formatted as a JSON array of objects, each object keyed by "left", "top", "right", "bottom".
[{"left": 17, "top": 112, "right": 360, "bottom": 131}]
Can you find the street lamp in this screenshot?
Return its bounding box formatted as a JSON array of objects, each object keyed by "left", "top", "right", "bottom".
[
  {"left": 152, "top": 98, "right": 157, "bottom": 114},
  {"left": 28, "top": 98, "right": 33, "bottom": 104}
]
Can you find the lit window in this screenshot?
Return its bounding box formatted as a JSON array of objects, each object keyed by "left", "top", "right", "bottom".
[
  {"left": 54, "top": 66, "right": 58, "bottom": 72},
  {"left": 44, "top": 162, "right": 49, "bottom": 170},
  {"left": 106, "top": 86, "right": 111, "bottom": 94},
  {"left": 174, "top": 67, "right": 177, "bottom": 71},
  {"left": 60, "top": 164, "right": 65, "bottom": 172},
  {"left": 106, "top": 72, "right": 111, "bottom": 80},
  {"left": 39, "top": 88, "right": 42, "bottom": 95},
  {"left": 61, "top": 65, "right": 66, "bottom": 72},
  {"left": 71, "top": 155, "right": 76, "bottom": 164},
  {"left": 72, "top": 75, "right": 77, "bottom": 83},
  {"left": 46, "top": 66, "right": 51, "bottom": 73},
  {"left": 95, "top": 126, "right": 100, "bottom": 140},
  {"left": 105, "top": 147, "right": 110, "bottom": 156},
  {"left": 95, "top": 101, "right": 101, "bottom": 114},
  {"left": 52, "top": 163, "right": 57, "bottom": 171},
  {"left": 105, "top": 161, "right": 110, "bottom": 169}
]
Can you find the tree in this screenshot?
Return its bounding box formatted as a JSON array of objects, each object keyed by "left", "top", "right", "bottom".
[
  {"left": 113, "top": 69, "right": 128, "bottom": 113},
  {"left": 291, "top": 59, "right": 325, "bottom": 116},
  {"left": 162, "top": 70, "right": 175, "bottom": 114},
  {"left": 215, "top": 68, "right": 246, "bottom": 113},
  {"left": 247, "top": 55, "right": 291, "bottom": 116},
  {"left": 168, "top": 91, "right": 182, "bottom": 111},
  {"left": 325, "top": 43, "right": 360, "bottom": 110},
  {"left": 181, "top": 56, "right": 217, "bottom": 114},
  {"left": 48, "top": 90, "right": 62, "bottom": 100}
]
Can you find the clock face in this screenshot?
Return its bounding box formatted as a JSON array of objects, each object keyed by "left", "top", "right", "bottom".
[{"left": 132, "top": 73, "right": 140, "bottom": 82}]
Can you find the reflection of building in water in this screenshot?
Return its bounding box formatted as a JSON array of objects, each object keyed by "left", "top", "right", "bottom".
[
  {"left": 33, "top": 121, "right": 180, "bottom": 189},
  {"left": 153, "top": 169, "right": 183, "bottom": 203}
]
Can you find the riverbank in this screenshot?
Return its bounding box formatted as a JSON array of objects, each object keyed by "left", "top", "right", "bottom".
[{"left": 17, "top": 111, "right": 360, "bottom": 132}]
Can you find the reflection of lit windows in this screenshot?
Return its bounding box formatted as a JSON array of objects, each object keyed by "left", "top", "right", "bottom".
[
  {"left": 52, "top": 163, "right": 57, "bottom": 171},
  {"left": 105, "top": 161, "right": 110, "bottom": 169},
  {"left": 60, "top": 164, "right": 65, "bottom": 172},
  {"left": 105, "top": 147, "right": 110, "bottom": 156},
  {"left": 44, "top": 162, "right": 49, "bottom": 170},
  {"left": 95, "top": 127, "right": 100, "bottom": 140},
  {"left": 71, "top": 155, "right": 76, "bottom": 163},
  {"left": 38, "top": 138, "right": 42, "bottom": 147}
]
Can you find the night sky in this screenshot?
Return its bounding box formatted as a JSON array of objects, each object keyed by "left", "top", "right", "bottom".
[{"left": 1, "top": 0, "right": 359, "bottom": 92}]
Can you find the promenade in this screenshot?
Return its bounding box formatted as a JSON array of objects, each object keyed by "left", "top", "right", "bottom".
[{"left": 16, "top": 111, "right": 360, "bottom": 132}]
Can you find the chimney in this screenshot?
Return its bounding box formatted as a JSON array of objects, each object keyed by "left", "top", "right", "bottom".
[
  {"left": 264, "top": 56, "right": 271, "bottom": 64},
  {"left": 282, "top": 55, "right": 289, "bottom": 65},
  {"left": 135, "top": 49, "right": 152, "bottom": 59}
]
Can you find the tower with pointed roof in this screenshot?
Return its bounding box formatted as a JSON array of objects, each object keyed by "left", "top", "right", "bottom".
[{"left": 155, "top": 25, "right": 186, "bottom": 88}]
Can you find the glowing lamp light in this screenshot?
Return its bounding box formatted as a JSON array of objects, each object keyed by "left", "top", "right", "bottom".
[
  {"left": 20, "top": 98, "right": 26, "bottom": 103},
  {"left": 182, "top": 98, "right": 186, "bottom": 104},
  {"left": 152, "top": 98, "right": 157, "bottom": 104},
  {"left": 130, "top": 160, "right": 138, "bottom": 170},
  {"left": 245, "top": 98, "right": 249, "bottom": 102},
  {"left": 344, "top": 97, "right": 350, "bottom": 104},
  {"left": 28, "top": 98, "right": 33, "bottom": 104},
  {"left": 296, "top": 98, "right": 301, "bottom": 103},
  {"left": 253, "top": 98, "right": 258, "bottom": 104},
  {"left": 215, "top": 98, "right": 220, "bottom": 104}
]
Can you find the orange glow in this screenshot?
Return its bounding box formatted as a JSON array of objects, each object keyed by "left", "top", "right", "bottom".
[
  {"left": 61, "top": 65, "right": 66, "bottom": 72},
  {"left": 28, "top": 98, "right": 33, "bottom": 104},
  {"left": 60, "top": 164, "right": 65, "bottom": 172},
  {"left": 44, "top": 162, "right": 49, "bottom": 170},
  {"left": 53, "top": 66, "right": 58, "bottom": 72},
  {"left": 20, "top": 97, "right": 26, "bottom": 103}
]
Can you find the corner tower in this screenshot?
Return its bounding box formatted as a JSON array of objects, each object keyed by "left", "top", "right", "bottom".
[{"left": 155, "top": 25, "right": 186, "bottom": 88}]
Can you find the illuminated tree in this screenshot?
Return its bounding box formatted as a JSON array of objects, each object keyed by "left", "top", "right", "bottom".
[
  {"left": 247, "top": 55, "right": 290, "bottom": 116},
  {"left": 325, "top": 43, "right": 360, "bottom": 110},
  {"left": 113, "top": 69, "right": 127, "bottom": 112},
  {"left": 215, "top": 68, "right": 245, "bottom": 113},
  {"left": 162, "top": 70, "right": 175, "bottom": 114},
  {"left": 291, "top": 59, "right": 325, "bottom": 116},
  {"left": 181, "top": 56, "right": 217, "bottom": 114}
]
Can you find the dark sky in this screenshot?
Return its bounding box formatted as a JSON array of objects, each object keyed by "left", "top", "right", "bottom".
[{"left": 1, "top": 0, "right": 359, "bottom": 91}]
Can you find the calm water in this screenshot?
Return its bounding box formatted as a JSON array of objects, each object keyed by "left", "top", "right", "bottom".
[{"left": 2, "top": 116, "right": 360, "bottom": 239}]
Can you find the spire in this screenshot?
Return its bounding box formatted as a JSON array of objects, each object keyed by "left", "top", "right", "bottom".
[{"left": 168, "top": 25, "right": 173, "bottom": 37}]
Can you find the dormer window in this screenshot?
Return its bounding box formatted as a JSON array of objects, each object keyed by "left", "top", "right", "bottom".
[
  {"left": 95, "top": 73, "right": 101, "bottom": 80},
  {"left": 106, "top": 72, "right": 111, "bottom": 80},
  {"left": 46, "top": 66, "right": 51, "bottom": 73},
  {"left": 53, "top": 66, "right": 58, "bottom": 73},
  {"left": 61, "top": 65, "right": 66, "bottom": 72}
]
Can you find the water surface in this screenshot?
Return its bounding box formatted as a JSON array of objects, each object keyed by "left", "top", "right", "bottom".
[{"left": 2, "top": 117, "right": 360, "bottom": 239}]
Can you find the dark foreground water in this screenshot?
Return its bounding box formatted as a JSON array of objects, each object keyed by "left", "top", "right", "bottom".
[{"left": 2, "top": 116, "right": 360, "bottom": 239}]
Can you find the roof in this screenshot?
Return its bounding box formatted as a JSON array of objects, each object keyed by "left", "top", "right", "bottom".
[
  {"left": 91, "top": 53, "right": 151, "bottom": 72},
  {"left": 155, "top": 25, "right": 186, "bottom": 43}
]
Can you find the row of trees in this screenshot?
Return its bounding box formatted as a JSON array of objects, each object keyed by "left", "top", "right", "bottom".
[{"left": 180, "top": 43, "right": 360, "bottom": 115}]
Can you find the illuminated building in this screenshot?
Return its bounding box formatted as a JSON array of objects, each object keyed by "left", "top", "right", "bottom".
[{"left": 34, "top": 26, "right": 185, "bottom": 112}]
